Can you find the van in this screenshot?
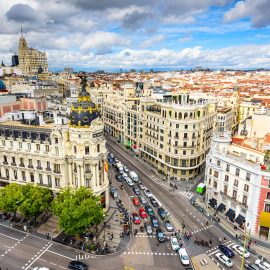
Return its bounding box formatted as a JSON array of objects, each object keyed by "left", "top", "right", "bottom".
[
  {"left": 196, "top": 183, "right": 206, "bottom": 195},
  {"left": 178, "top": 248, "right": 190, "bottom": 266},
  {"left": 129, "top": 171, "right": 139, "bottom": 182},
  {"left": 110, "top": 186, "right": 118, "bottom": 199}
]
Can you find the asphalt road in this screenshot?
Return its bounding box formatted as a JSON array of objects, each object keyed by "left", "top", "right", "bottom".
[{"left": 106, "top": 136, "right": 260, "bottom": 269}]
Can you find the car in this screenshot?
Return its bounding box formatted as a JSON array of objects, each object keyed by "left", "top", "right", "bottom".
[
  {"left": 116, "top": 174, "right": 124, "bottom": 182},
  {"left": 245, "top": 264, "right": 260, "bottom": 270},
  {"left": 150, "top": 197, "right": 159, "bottom": 207},
  {"left": 122, "top": 173, "right": 128, "bottom": 180},
  {"left": 232, "top": 244, "right": 250, "bottom": 258},
  {"left": 138, "top": 183, "right": 146, "bottom": 190},
  {"left": 123, "top": 166, "right": 129, "bottom": 172},
  {"left": 218, "top": 244, "right": 234, "bottom": 258},
  {"left": 215, "top": 252, "right": 233, "bottom": 267},
  {"left": 144, "top": 189, "right": 153, "bottom": 198},
  {"left": 179, "top": 248, "right": 190, "bottom": 266},
  {"left": 139, "top": 208, "right": 148, "bottom": 219},
  {"left": 255, "top": 259, "right": 270, "bottom": 270},
  {"left": 164, "top": 220, "right": 174, "bottom": 232},
  {"left": 132, "top": 197, "right": 140, "bottom": 206},
  {"left": 114, "top": 158, "right": 119, "bottom": 163},
  {"left": 170, "top": 236, "right": 180, "bottom": 251},
  {"left": 132, "top": 212, "right": 141, "bottom": 224},
  {"left": 158, "top": 207, "right": 167, "bottom": 220},
  {"left": 129, "top": 171, "right": 139, "bottom": 182},
  {"left": 145, "top": 205, "right": 155, "bottom": 216},
  {"left": 144, "top": 222, "right": 153, "bottom": 234},
  {"left": 138, "top": 195, "right": 147, "bottom": 205},
  {"left": 132, "top": 186, "right": 141, "bottom": 195},
  {"left": 126, "top": 178, "right": 134, "bottom": 187},
  {"left": 68, "top": 260, "right": 88, "bottom": 270},
  {"left": 150, "top": 216, "right": 160, "bottom": 228},
  {"left": 156, "top": 229, "right": 165, "bottom": 243}
]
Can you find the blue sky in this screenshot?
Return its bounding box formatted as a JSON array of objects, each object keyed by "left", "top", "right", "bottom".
[{"left": 0, "top": 0, "right": 270, "bottom": 70}]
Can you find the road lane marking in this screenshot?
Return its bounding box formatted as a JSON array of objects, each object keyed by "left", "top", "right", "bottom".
[
  {"left": 24, "top": 242, "right": 53, "bottom": 270},
  {"left": 47, "top": 249, "right": 75, "bottom": 260},
  {"left": 0, "top": 232, "right": 21, "bottom": 241}
]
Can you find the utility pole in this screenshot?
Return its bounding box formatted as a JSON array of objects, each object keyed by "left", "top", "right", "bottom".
[{"left": 240, "top": 225, "right": 249, "bottom": 270}]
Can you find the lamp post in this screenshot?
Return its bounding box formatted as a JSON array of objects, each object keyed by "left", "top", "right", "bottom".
[{"left": 240, "top": 223, "right": 250, "bottom": 270}]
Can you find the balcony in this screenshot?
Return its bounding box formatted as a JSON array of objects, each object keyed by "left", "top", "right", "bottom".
[
  {"left": 46, "top": 167, "right": 51, "bottom": 171},
  {"left": 53, "top": 170, "right": 61, "bottom": 174},
  {"left": 11, "top": 162, "right": 17, "bottom": 166},
  {"left": 19, "top": 163, "right": 25, "bottom": 167},
  {"left": 28, "top": 165, "right": 34, "bottom": 169},
  {"left": 3, "top": 161, "right": 8, "bottom": 165},
  {"left": 36, "top": 166, "right": 43, "bottom": 170}
]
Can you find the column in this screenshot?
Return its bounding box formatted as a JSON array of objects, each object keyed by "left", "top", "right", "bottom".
[
  {"left": 80, "top": 165, "right": 84, "bottom": 187},
  {"left": 68, "top": 162, "right": 73, "bottom": 185},
  {"left": 78, "top": 165, "right": 81, "bottom": 188}
]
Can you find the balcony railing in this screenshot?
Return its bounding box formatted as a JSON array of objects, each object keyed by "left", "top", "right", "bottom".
[
  {"left": 19, "top": 163, "right": 25, "bottom": 167},
  {"left": 28, "top": 165, "right": 34, "bottom": 169},
  {"left": 36, "top": 166, "right": 43, "bottom": 170},
  {"left": 46, "top": 167, "right": 51, "bottom": 171}
]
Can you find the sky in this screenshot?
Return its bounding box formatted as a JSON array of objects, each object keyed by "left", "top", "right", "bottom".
[{"left": 0, "top": 0, "right": 270, "bottom": 71}]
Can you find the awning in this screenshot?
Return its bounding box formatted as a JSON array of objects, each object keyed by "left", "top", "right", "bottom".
[
  {"left": 235, "top": 214, "right": 245, "bottom": 226},
  {"left": 209, "top": 198, "right": 217, "bottom": 208},
  {"left": 225, "top": 208, "right": 236, "bottom": 222},
  {"left": 260, "top": 212, "right": 270, "bottom": 228},
  {"left": 217, "top": 203, "right": 226, "bottom": 212}
]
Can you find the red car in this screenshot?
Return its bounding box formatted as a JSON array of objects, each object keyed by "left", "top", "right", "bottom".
[
  {"left": 132, "top": 197, "right": 140, "bottom": 206},
  {"left": 139, "top": 208, "right": 148, "bottom": 219},
  {"left": 132, "top": 212, "right": 141, "bottom": 224}
]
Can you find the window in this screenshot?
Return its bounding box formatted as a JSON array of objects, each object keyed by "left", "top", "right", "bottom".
[
  {"left": 226, "top": 164, "right": 230, "bottom": 172},
  {"left": 183, "top": 142, "right": 187, "bottom": 147},
  {"left": 208, "top": 178, "right": 212, "bottom": 185},
  {"left": 74, "top": 146, "right": 77, "bottom": 154},
  {"left": 244, "top": 184, "right": 249, "bottom": 192},
  {"left": 45, "top": 145, "right": 49, "bottom": 152},
  {"left": 3, "top": 155, "right": 7, "bottom": 163},
  {"left": 246, "top": 172, "right": 251, "bottom": 181},
  {"left": 242, "top": 195, "right": 248, "bottom": 206},
  {"left": 20, "top": 158, "right": 24, "bottom": 165},
  {"left": 217, "top": 160, "right": 221, "bottom": 166},
  {"left": 5, "top": 169, "right": 9, "bottom": 178},
  {"left": 85, "top": 178, "right": 90, "bottom": 188},
  {"left": 233, "top": 190, "right": 237, "bottom": 199},
  {"left": 36, "top": 144, "right": 40, "bottom": 151},
  {"left": 10, "top": 141, "right": 13, "bottom": 147},
  {"left": 74, "top": 164, "right": 77, "bottom": 173},
  {"left": 185, "top": 125, "right": 188, "bottom": 129},
  {"left": 30, "top": 173, "right": 34, "bottom": 182},
  {"left": 19, "top": 142, "right": 22, "bottom": 148},
  {"left": 39, "top": 174, "right": 43, "bottom": 184},
  {"left": 224, "top": 175, "right": 229, "bottom": 182},
  {"left": 236, "top": 168, "right": 240, "bottom": 176},
  {"left": 224, "top": 185, "right": 228, "bottom": 194},
  {"left": 12, "top": 157, "right": 16, "bottom": 164},
  {"left": 183, "top": 133, "right": 188, "bottom": 139},
  {"left": 54, "top": 164, "right": 61, "bottom": 173},
  {"left": 234, "top": 179, "right": 238, "bottom": 187},
  {"left": 28, "top": 143, "right": 31, "bottom": 150},
  {"left": 97, "top": 144, "right": 100, "bottom": 152},
  {"left": 29, "top": 159, "right": 32, "bottom": 165},
  {"left": 85, "top": 146, "right": 89, "bottom": 155},
  {"left": 267, "top": 192, "right": 270, "bottom": 200},
  {"left": 22, "top": 171, "right": 26, "bottom": 181},
  {"left": 213, "top": 181, "right": 217, "bottom": 188},
  {"left": 47, "top": 175, "right": 52, "bottom": 187},
  {"left": 55, "top": 178, "right": 60, "bottom": 187},
  {"left": 55, "top": 138, "right": 58, "bottom": 144},
  {"left": 214, "top": 171, "right": 219, "bottom": 178},
  {"left": 37, "top": 160, "right": 41, "bottom": 168},
  {"left": 2, "top": 140, "right": 5, "bottom": 146},
  {"left": 265, "top": 204, "right": 270, "bottom": 213},
  {"left": 209, "top": 168, "right": 212, "bottom": 175},
  {"left": 85, "top": 164, "right": 91, "bottom": 173},
  {"left": 14, "top": 170, "right": 17, "bottom": 180},
  {"left": 183, "top": 150, "right": 186, "bottom": 155}
]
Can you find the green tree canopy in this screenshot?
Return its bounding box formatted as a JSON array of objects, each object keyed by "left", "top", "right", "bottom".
[
  {"left": 0, "top": 183, "right": 24, "bottom": 217},
  {"left": 18, "top": 184, "right": 52, "bottom": 220},
  {"left": 52, "top": 187, "right": 104, "bottom": 236}
]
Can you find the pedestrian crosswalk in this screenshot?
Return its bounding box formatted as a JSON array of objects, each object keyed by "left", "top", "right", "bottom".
[
  {"left": 206, "top": 240, "right": 233, "bottom": 255},
  {"left": 123, "top": 251, "right": 177, "bottom": 256},
  {"left": 191, "top": 224, "right": 214, "bottom": 235},
  {"left": 178, "top": 190, "right": 194, "bottom": 200}
]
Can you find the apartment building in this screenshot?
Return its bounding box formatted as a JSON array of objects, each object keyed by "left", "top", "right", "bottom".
[
  {"left": 103, "top": 90, "right": 217, "bottom": 181},
  {"left": 216, "top": 106, "right": 235, "bottom": 133},
  {"left": 205, "top": 134, "right": 270, "bottom": 239}
]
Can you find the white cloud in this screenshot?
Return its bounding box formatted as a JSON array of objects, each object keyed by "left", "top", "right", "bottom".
[{"left": 141, "top": 35, "right": 164, "bottom": 48}]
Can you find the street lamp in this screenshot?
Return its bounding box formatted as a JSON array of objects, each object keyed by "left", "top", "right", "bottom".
[{"left": 240, "top": 222, "right": 250, "bottom": 270}]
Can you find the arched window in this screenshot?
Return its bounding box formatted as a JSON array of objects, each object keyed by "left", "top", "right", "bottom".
[
  {"left": 190, "top": 112, "right": 193, "bottom": 119},
  {"left": 184, "top": 112, "right": 188, "bottom": 119},
  {"left": 197, "top": 111, "right": 201, "bottom": 118},
  {"left": 179, "top": 112, "right": 182, "bottom": 119},
  {"left": 175, "top": 112, "right": 177, "bottom": 119}
]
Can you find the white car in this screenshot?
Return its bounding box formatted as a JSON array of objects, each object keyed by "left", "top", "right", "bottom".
[
  {"left": 178, "top": 248, "right": 190, "bottom": 266},
  {"left": 215, "top": 252, "right": 234, "bottom": 267},
  {"left": 123, "top": 166, "right": 129, "bottom": 173},
  {"left": 255, "top": 259, "right": 270, "bottom": 270},
  {"left": 144, "top": 189, "right": 153, "bottom": 198},
  {"left": 170, "top": 236, "right": 180, "bottom": 251},
  {"left": 232, "top": 244, "right": 250, "bottom": 258},
  {"left": 126, "top": 178, "right": 134, "bottom": 187}
]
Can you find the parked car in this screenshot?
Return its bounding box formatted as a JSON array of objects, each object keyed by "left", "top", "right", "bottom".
[
  {"left": 170, "top": 236, "right": 180, "bottom": 251},
  {"left": 255, "top": 259, "right": 270, "bottom": 270},
  {"left": 156, "top": 229, "right": 165, "bottom": 243},
  {"left": 215, "top": 252, "right": 233, "bottom": 267},
  {"left": 132, "top": 197, "right": 140, "bottom": 206},
  {"left": 116, "top": 174, "right": 124, "bottom": 182},
  {"left": 110, "top": 186, "right": 118, "bottom": 199},
  {"left": 218, "top": 245, "right": 234, "bottom": 258},
  {"left": 144, "top": 222, "right": 153, "bottom": 234},
  {"left": 139, "top": 208, "right": 148, "bottom": 219},
  {"left": 164, "top": 220, "right": 174, "bottom": 232},
  {"left": 123, "top": 166, "right": 129, "bottom": 173},
  {"left": 138, "top": 183, "right": 146, "bottom": 190},
  {"left": 150, "top": 197, "right": 159, "bottom": 207},
  {"left": 158, "top": 207, "right": 167, "bottom": 220},
  {"left": 138, "top": 195, "right": 147, "bottom": 205},
  {"left": 122, "top": 173, "right": 128, "bottom": 180},
  {"left": 178, "top": 248, "right": 190, "bottom": 266},
  {"left": 132, "top": 213, "right": 141, "bottom": 225},
  {"left": 232, "top": 244, "right": 250, "bottom": 258},
  {"left": 132, "top": 186, "right": 141, "bottom": 195},
  {"left": 150, "top": 216, "right": 160, "bottom": 228},
  {"left": 68, "top": 260, "right": 88, "bottom": 270},
  {"left": 145, "top": 205, "right": 155, "bottom": 216},
  {"left": 144, "top": 189, "right": 153, "bottom": 198},
  {"left": 245, "top": 264, "right": 260, "bottom": 270},
  {"left": 129, "top": 171, "right": 139, "bottom": 182}
]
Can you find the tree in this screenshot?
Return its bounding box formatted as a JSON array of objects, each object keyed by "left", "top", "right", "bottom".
[
  {"left": 0, "top": 183, "right": 24, "bottom": 219},
  {"left": 18, "top": 184, "right": 52, "bottom": 222},
  {"left": 52, "top": 187, "right": 104, "bottom": 236}
]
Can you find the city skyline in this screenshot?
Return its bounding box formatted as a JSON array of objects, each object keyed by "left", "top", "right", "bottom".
[{"left": 0, "top": 0, "right": 270, "bottom": 70}]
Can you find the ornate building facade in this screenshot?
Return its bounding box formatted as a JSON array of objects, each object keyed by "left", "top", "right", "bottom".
[
  {"left": 0, "top": 78, "right": 109, "bottom": 209},
  {"left": 18, "top": 33, "right": 48, "bottom": 74}
]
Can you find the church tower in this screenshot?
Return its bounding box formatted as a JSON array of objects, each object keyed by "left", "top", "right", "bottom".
[{"left": 18, "top": 28, "right": 28, "bottom": 70}]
